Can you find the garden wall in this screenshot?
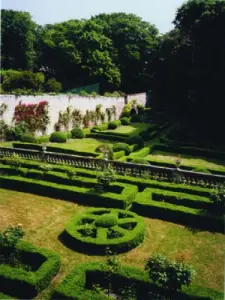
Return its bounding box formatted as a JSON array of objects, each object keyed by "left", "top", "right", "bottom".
[{"left": 0, "top": 93, "right": 146, "bottom": 134}]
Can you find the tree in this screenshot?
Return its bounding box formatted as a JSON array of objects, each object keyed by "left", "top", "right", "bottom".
[
  {"left": 1, "top": 9, "right": 37, "bottom": 70},
  {"left": 92, "top": 13, "right": 159, "bottom": 93}
]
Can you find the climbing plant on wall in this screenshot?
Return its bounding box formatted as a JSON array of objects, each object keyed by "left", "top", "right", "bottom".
[{"left": 13, "top": 101, "right": 50, "bottom": 133}]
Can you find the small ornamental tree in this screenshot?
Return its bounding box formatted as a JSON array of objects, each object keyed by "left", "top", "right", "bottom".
[
  {"left": 145, "top": 254, "right": 196, "bottom": 291},
  {"left": 0, "top": 224, "right": 24, "bottom": 248},
  {"left": 13, "top": 101, "right": 50, "bottom": 133},
  {"left": 96, "top": 165, "right": 116, "bottom": 192}
]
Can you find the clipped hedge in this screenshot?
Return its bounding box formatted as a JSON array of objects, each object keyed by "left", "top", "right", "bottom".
[
  {"left": 71, "top": 128, "right": 85, "bottom": 139},
  {"left": 64, "top": 208, "right": 145, "bottom": 254},
  {"left": 131, "top": 158, "right": 149, "bottom": 165},
  {"left": 87, "top": 132, "right": 128, "bottom": 142},
  {"left": 0, "top": 240, "right": 60, "bottom": 299},
  {"left": 113, "top": 150, "right": 125, "bottom": 160},
  {"left": 113, "top": 143, "right": 131, "bottom": 155},
  {"left": 20, "top": 134, "right": 37, "bottom": 143},
  {"left": 132, "top": 188, "right": 224, "bottom": 233},
  {"left": 91, "top": 123, "right": 108, "bottom": 132},
  {"left": 53, "top": 262, "right": 223, "bottom": 300},
  {"left": 129, "top": 147, "right": 150, "bottom": 159},
  {"left": 0, "top": 170, "right": 138, "bottom": 209},
  {"left": 108, "top": 120, "right": 121, "bottom": 129},
  {"left": 127, "top": 135, "right": 144, "bottom": 149},
  {"left": 50, "top": 132, "right": 67, "bottom": 143},
  {"left": 120, "top": 117, "right": 130, "bottom": 125}
]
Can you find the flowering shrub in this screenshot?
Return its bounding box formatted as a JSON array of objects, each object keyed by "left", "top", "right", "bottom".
[{"left": 13, "top": 101, "right": 50, "bottom": 133}]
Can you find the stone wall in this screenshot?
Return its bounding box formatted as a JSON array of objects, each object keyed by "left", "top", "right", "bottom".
[{"left": 0, "top": 93, "right": 146, "bottom": 134}]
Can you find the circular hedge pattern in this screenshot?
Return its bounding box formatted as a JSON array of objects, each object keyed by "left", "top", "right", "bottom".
[{"left": 64, "top": 208, "right": 146, "bottom": 254}]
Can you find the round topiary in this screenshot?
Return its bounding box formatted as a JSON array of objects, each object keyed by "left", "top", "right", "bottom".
[
  {"left": 50, "top": 132, "right": 67, "bottom": 143},
  {"left": 120, "top": 117, "right": 130, "bottom": 125},
  {"left": 127, "top": 136, "right": 144, "bottom": 149},
  {"left": 113, "top": 143, "right": 131, "bottom": 155},
  {"left": 64, "top": 208, "right": 146, "bottom": 255},
  {"left": 108, "top": 120, "right": 121, "bottom": 130},
  {"left": 95, "top": 214, "right": 118, "bottom": 228},
  {"left": 71, "top": 128, "right": 85, "bottom": 139}
]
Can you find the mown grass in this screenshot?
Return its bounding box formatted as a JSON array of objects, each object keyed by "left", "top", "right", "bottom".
[
  {"left": 105, "top": 122, "right": 153, "bottom": 135},
  {"left": 0, "top": 188, "right": 223, "bottom": 299},
  {"left": 147, "top": 150, "right": 225, "bottom": 172}
]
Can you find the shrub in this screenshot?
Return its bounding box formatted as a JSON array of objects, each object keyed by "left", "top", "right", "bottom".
[
  {"left": 95, "top": 214, "right": 118, "bottom": 228},
  {"left": 71, "top": 128, "right": 85, "bottom": 139},
  {"left": 210, "top": 184, "right": 225, "bottom": 209},
  {"left": 5, "top": 122, "right": 29, "bottom": 141},
  {"left": 120, "top": 117, "right": 130, "bottom": 125},
  {"left": 79, "top": 90, "right": 90, "bottom": 97},
  {"left": 113, "top": 143, "right": 131, "bottom": 155},
  {"left": 50, "top": 132, "right": 67, "bottom": 143},
  {"left": 96, "top": 165, "right": 116, "bottom": 191},
  {"left": 45, "top": 78, "right": 62, "bottom": 93},
  {"left": 0, "top": 225, "right": 24, "bottom": 248},
  {"left": 36, "top": 136, "right": 49, "bottom": 144},
  {"left": 145, "top": 254, "right": 196, "bottom": 291},
  {"left": 121, "top": 108, "right": 131, "bottom": 118},
  {"left": 20, "top": 133, "right": 37, "bottom": 143},
  {"left": 66, "top": 132, "right": 72, "bottom": 139},
  {"left": 2, "top": 70, "right": 45, "bottom": 92},
  {"left": 91, "top": 123, "right": 108, "bottom": 132},
  {"left": 130, "top": 114, "right": 142, "bottom": 122},
  {"left": 127, "top": 136, "right": 144, "bottom": 149},
  {"left": 108, "top": 120, "right": 121, "bottom": 130},
  {"left": 131, "top": 158, "right": 149, "bottom": 165},
  {"left": 0, "top": 120, "right": 8, "bottom": 141},
  {"left": 95, "top": 144, "right": 113, "bottom": 160}
]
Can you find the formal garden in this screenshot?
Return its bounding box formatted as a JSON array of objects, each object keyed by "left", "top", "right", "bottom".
[{"left": 1, "top": 0, "right": 225, "bottom": 298}]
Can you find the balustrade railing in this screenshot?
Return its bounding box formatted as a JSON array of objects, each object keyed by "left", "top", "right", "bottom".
[{"left": 0, "top": 147, "right": 224, "bottom": 186}]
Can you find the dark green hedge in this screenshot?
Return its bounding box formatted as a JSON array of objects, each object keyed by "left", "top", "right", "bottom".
[
  {"left": 0, "top": 240, "right": 60, "bottom": 299},
  {"left": 0, "top": 171, "right": 138, "bottom": 209},
  {"left": 87, "top": 132, "right": 128, "bottom": 142},
  {"left": 132, "top": 188, "right": 224, "bottom": 233},
  {"left": 53, "top": 262, "right": 223, "bottom": 300},
  {"left": 113, "top": 143, "right": 131, "bottom": 155},
  {"left": 128, "top": 147, "right": 150, "bottom": 159},
  {"left": 113, "top": 150, "right": 125, "bottom": 160},
  {"left": 64, "top": 208, "right": 146, "bottom": 255}
]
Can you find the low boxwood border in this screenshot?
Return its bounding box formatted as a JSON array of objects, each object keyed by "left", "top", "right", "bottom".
[
  {"left": 132, "top": 188, "right": 224, "bottom": 233},
  {"left": 0, "top": 240, "right": 60, "bottom": 299},
  {"left": 63, "top": 208, "right": 146, "bottom": 254},
  {"left": 0, "top": 171, "right": 138, "bottom": 209},
  {"left": 53, "top": 262, "right": 223, "bottom": 300}
]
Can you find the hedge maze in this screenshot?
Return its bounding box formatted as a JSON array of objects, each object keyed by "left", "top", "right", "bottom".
[{"left": 63, "top": 208, "right": 146, "bottom": 254}]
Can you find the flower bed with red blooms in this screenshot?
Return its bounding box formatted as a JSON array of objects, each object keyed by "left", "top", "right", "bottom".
[{"left": 13, "top": 101, "right": 50, "bottom": 133}]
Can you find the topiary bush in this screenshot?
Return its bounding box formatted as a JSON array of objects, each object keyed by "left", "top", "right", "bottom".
[
  {"left": 127, "top": 135, "right": 144, "bottom": 149},
  {"left": 71, "top": 128, "right": 85, "bottom": 139},
  {"left": 95, "top": 214, "right": 118, "bottom": 228},
  {"left": 120, "top": 117, "right": 130, "bottom": 125},
  {"left": 145, "top": 254, "right": 196, "bottom": 291},
  {"left": 45, "top": 78, "right": 62, "bottom": 93},
  {"left": 108, "top": 120, "right": 121, "bottom": 130},
  {"left": 20, "top": 133, "right": 37, "bottom": 143},
  {"left": 64, "top": 208, "right": 146, "bottom": 255},
  {"left": 113, "top": 143, "right": 131, "bottom": 155},
  {"left": 91, "top": 123, "right": 108, "bottom": 132},
  {"left": 50, "top": 132, "right": 67, "bottom": 143}
]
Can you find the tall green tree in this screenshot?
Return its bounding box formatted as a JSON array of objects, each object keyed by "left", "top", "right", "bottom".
[
  {"left": 1, "top": 9, "right": 37, "bottom": 70},
  {"left": 92, "top": 13, "right": 159, "bottom": 93}
]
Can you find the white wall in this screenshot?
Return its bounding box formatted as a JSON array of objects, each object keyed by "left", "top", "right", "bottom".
[
  {"left": 0, "top": 92, "right": 147, "bottom": 135},
  {"left": 127, "top": 93, "right": 147, "bottom": 107}
]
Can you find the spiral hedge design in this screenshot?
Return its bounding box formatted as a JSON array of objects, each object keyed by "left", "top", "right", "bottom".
[{"left": 64, "top": 208, "right": 146, "bottom": 254}]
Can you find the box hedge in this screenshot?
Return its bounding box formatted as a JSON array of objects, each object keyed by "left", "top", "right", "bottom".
[
  {"left": 50, "top": 132, "right": 67, "bottom": 143},
  {"left": 108, "top": 120, "right": 121, "bottom": 129},
  {"left": 132, "top": 188, "right": 224, "bottom": 233},
  {"left": 53, "top": 262, "right": 223, "bottom": 300},
  {"left": 71, "top": 128, "right": 85, "bottom": 139},
  {"left": 0, "top": 240, "right": 60, "bottom": 299},
  {"left": 113, "top": 143, "right": 131, "bottom": 155}
]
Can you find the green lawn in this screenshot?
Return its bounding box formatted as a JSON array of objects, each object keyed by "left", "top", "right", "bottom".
[
  {"left": 147, "top": 150, "right": 225, "bottom": 172},
  {"left": 105, "top": 122, "right": 153, "bottom": 136},
  {"left": 0, "top": 189, "right": 223, "bottom": 299},
  {"left": 50, "top": 138, "right": 113, "bottom": 153}
]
